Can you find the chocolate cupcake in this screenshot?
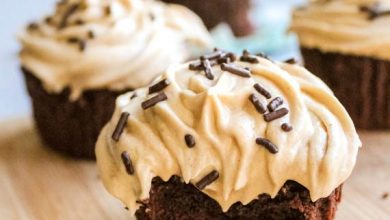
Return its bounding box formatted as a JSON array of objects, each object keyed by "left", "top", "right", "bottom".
[
  {"left": 291, "top": 0, "right": 390, "bottom": 129},
  {"left": 18, "top": 0, "right": 211, "bottom": 158},
  {"left": 161, "top": 0, "right": 254, "bottom": 37},
  {"left": 96, "top": 50, "right": 361, "bottom": 219}
]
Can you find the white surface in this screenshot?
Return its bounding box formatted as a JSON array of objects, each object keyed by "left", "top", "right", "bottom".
[{"left": 0, "top": 0, "right": 304, "bottom": 120}]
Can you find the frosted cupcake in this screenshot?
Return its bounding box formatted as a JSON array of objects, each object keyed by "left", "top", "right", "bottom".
[
  {"left": 291, "top": 0, "right": 390, "bottom": 129},
  {"left": 96, "top": 50, "right": 361, "bottom": 219},
  {"left": 19, "top": 0, "right": 211, "bottom": 158}
]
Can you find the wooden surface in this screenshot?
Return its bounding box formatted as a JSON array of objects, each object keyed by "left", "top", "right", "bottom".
[{"left": 0, "top": 118, "right": 389, "bottom": 220}]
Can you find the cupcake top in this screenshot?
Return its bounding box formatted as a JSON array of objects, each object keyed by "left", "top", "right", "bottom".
[
  {"left": 291, "top": 0, "right": 390, "bottom": 60},
  {"left": 96, "top": 50, "right": 361, "bottom": 214},
  {"left": 19, "top": 0, "right": 211, "bottom": 99}
]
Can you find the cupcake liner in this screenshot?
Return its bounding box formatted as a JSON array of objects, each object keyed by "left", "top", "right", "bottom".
[
  {"left": 23, "top": 68, "right": 130, "bottom": 158},
  {"left": 135, "top": 176, "right": 342, "bottom": 219},
  {"left": 301, "top": 48, "right": 390, "bottom": 129}
]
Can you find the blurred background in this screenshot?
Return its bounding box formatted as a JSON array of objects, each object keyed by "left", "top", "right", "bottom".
[{"left": 0, "top": 0, "right": 304, "bottom": 120}]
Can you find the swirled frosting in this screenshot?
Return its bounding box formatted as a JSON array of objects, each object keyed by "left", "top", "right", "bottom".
[
  {"left": 96, "top": 53, "right": 361, "bottom": 214},
  {"left": 291, "top": 0, "right": 390, "bottom": 60},
  {"left": 19, "top": 0, "right": 211, "bottom": 99}
]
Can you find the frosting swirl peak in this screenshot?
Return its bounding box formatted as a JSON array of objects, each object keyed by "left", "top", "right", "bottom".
[
  {"left": 96, "top": 51, "right": 361, "bottom": 214},
  {"left": 19, "top": 0, "right": 212, "bottom": 99}
]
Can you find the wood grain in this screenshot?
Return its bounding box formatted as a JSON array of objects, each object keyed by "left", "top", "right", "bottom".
[{"left": 0, "top": 118, "right": 389, "bottom": 220}]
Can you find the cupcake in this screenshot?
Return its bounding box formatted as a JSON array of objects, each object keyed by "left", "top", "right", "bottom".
[
  {"left": 161, "top": 0, "right": 254, "bottom": 37},
  {"left": 96, "top": 50, "right": 361, "bottom": 219},
  {"left": 19, "top": 0, "right": 211, "bottom": 158},
  {"left": 291, "top": 0, "right": 390, "bottom": 129}
]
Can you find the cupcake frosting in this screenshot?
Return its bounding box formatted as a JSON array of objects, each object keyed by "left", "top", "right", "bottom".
[
  {"left": 19, "top": 0, "right": 211, "bottom": 99},
  {"left": 96, "top": 51, "right": 361, "bottom": 214},
  {"left": 291, "top": 0, "right": 390, "bottom": 60}
]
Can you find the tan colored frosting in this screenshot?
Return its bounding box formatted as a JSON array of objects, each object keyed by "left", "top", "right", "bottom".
[
  {"left": 19, "top": 0, "right": 211, "bottom": 99},
  {"left": 291, "top": 0, "right": 390, "bottom": 60},
  {"left": 96, "top": 55, "right": 361, "bottom": 215}
]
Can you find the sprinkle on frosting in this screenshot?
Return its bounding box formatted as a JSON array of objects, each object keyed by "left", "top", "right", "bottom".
[
  {"left": 121, "top": 151, "right": 135, "bottom": 175},
  {"left": 58, "top": 3, "right": 79, "bottom": 29},
  {"left": 201, "top": 57, "right": 215, "bottom": 80},
  {"left": 284, "top": 58, "right": 297, "bottom": 64},
  {"left": 249, "top": 94, "right": 267, "bottom": 114},
  {"left": 359, "top": 2, "right": 390, "bottom": 20},
  {"left": 149, "top": 79, "right": 171, "bottom": 94},
  {"left": 112, "top": 112, "right": 130, "bottom": 142},
  {"left": 184, "top": 134, "right": 196, "bottom": 148},
  {"left": 253, "top": 83, "right": 272, "bottom": 99},
  {"left": 221, "top": 63, "right": 251, "bottom": 78},
  {"left": 264, "top": 108, "right": 289, "bottom": 122},
  {"left": 281, "top": 123, "right": 293, "bottom": 132},
  {"left": 240, "top": 50, "right": 259, "bottom": 64},
  {"left": 267, "top": 97, "right": 284, "bottom": 112},
  {"left": 195, "top": 170, "right": 220, "bottom": 190},
  {"left": 141, "top": 92, "right": 168, "bottom": 110},
  {"left": 256, "top": 138, "right": 279, "bottom": 154}
]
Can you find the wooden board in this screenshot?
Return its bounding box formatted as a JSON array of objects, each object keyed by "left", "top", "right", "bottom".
[{"left": 0, "top": 118, "right": 389, "bottom": 220}]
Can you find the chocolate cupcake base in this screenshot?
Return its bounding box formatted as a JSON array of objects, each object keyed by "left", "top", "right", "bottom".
[
  {"left": 23, "top": 68, "right": 130, "bottom": 158},
  {"left": 135, "top": 176, "right": 342, "bottom": 220},
  {"left": 301, "top": 48, "right": 390, "bottom": 129}
]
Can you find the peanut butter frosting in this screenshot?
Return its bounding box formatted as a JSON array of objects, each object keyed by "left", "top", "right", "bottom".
[
  {"left": 96, "top": 51, "right": 361, "bottom": 215},
  {"left": 19, "top": 0, "right": 211, "bottom": 99},
  {"left": 291, "top": 0, "right": 390, "bottom": 60}
]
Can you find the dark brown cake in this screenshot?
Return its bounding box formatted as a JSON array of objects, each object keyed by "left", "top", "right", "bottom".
[
  {"left": 161, "top": 0, "right": 254, "bottom": 37},
  {"left": 301, "top": 48, "right": 390, "bottom": 129},
  {"left": 135, "top": 176, "right": 342, "bottom": 220},
  {"left": 23, "top": 67, "right": 131, "bottom": 158}
]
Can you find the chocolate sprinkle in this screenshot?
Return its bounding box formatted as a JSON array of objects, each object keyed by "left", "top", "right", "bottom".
[
  {"left": 27, "top": 22, "right": 39, "bottom": 31},
  {"left": 359, "top": 3, "right": 390, "bottom": 20},
  {"left": 67, "top": 37, "right": 79, "bottom": 43},
  {"left": 112, "top": 112, "right": 130, "bottom": 142},
  {"left": 74, "top": 19, "right": 84, "bottom": 25},
  {"left": 189, "top": 59, "right": 217, "bottom": 71},
  {"left": 217, "top": 56, "right": 231, "bottom": 64},
  {"left": 59, "top": 3, "right": 79, "bottom": 29},
  {"left": 264, "top": 108, "right": 289, "bottom": 122},
  {"left": 256, "top": 138, "right": 279, "bottom": 154},
  {"left": 121, "top": 151, "right": 135, "bottom": 175},
  {"left": 149, "top": 79, "right": 170, "bottom": 94},
  {"left": 141, "top": 92, "right": 168, "bottom": 110},
  {"left": 202, "top": 51, "right": 223, "bottom": 60},
  {"left": 45, "top": 16, "right": 53, "bottom": 24},
  {"left": 105, "top": 5, "right": 111, "bottom": 16},
  {"left": 78, "top": 40, "right": 86, "bottom": 51},
  {"left": 240, "top": 50, "right": 259, "bottom": 64},
  {"left": 87, "top": 30, "right": 95, "bottom": 39},
  {"left": 130, "top": 92, "right": 137, "bottom": 100},
  {"left": 196, "top": 170, "right": 219, "bottom": 190},
  {"left": 249, "top": 94, "right": 267, "bottom": 114},
  {"left": 253, "top": 83, "right": 272, "bottom": 99},
  {"left": 281, "top": 123, "right": 293, "bottom": 132},
  {"left": 256, "top": 52, "right": 270, "bottom": 60},
  {"left": 221, "top": 63, "right": 251, "bottom": 78},
  {"left": 285, "top": 58, "right": 297, "bottom": 64},
  {"left": 267, "top": 97, "right": 284, "bottom": 112},
  {"left": 184, "top": 134, "right": 196, "bottom": 148},
  {"left": 382, "top": 192, "right": 389, "bottom": 200},
  {"left": 201, "top": 57, "right": 214, "bottom": 80}
]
